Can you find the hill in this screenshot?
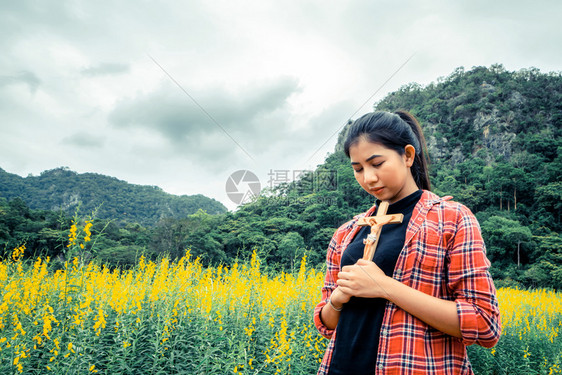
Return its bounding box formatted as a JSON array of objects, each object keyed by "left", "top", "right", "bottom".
[
  {"left": 0, "top": 167, "right": 227, "bottom": 226},
  {"left": 373, "top": 65, "right": 561, "bottom": 221},
  {"left": 211, "top": 64, "right": 561, "bottom": 287}
]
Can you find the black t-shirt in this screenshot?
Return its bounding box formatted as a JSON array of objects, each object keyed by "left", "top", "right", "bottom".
[{"left": 328, "top": 190, "right": 422, "bottom": 375}]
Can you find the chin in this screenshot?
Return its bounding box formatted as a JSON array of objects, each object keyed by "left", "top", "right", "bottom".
[{"left": 371, "top": 192, "right": 386, "bottom": 201}]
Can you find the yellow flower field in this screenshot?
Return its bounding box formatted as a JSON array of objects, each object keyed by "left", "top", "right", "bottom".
[{"left": 1, "top": 246, "right": 561, "bottom": 374}]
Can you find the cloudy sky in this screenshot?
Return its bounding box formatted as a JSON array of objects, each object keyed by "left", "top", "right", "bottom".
[{"left": 1, "top": 1, "right": 561, "bottom": 210}]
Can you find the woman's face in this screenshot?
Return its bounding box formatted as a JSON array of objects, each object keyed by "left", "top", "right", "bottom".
[{"left": 349, "top": 137, "right": 418, "bottom": 204}]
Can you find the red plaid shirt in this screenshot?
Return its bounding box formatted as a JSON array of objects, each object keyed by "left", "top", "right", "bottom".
[{"left": 313, "top": 191, "right": 501, "bottom": 374}]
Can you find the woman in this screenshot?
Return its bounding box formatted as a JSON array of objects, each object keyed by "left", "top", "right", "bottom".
[{"left": 313, "top": 111, "right": 501, "bottom": 374}]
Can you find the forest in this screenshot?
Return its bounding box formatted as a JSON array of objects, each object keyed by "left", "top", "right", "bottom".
[
  {"left": 1, "top": 64, "right": 561, "bottom": 288},
  {"left": 0, "top": 166, "right": 226, "bottom": 226}
]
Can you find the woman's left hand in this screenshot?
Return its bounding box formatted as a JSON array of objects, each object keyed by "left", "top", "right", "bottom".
[{"left": 336, "top": 259, "right": 391, "bottom": 299}]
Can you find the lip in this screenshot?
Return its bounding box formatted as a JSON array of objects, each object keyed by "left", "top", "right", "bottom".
[{"left": 370, "top": 187, "right": 384, "bottom": 194}]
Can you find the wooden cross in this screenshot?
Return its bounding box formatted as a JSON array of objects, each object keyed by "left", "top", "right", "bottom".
[{"left": 357, "top": 201, "right": 404, "bottom": 261}]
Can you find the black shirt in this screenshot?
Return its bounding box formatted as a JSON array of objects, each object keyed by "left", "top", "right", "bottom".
[{"left": 328, "top": 190, "right": 423, "bottom": 375}]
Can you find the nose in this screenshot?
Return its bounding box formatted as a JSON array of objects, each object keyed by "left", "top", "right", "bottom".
[{"left": 363, "top": 167, "right": 378, "bottom": 185}]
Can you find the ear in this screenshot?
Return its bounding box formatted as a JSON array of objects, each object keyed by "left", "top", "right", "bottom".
[{"left": 403, "top": 145, "right": 416, "bottom": 167}]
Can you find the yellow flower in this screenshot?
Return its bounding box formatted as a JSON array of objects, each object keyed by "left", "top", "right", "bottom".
[
  {"left": 84, "top": 220, "right": 93, "bottom": 242},
  {"left": 11, "top": 245, "right": 25, "bottom": 262},
  {"left": 93, "top": 308, "right": 107, "bottom": 336},
  {"left": 68, "top": 222, "right": 78, "bottom": 247}
]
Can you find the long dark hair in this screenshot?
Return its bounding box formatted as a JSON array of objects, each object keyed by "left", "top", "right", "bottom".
[{"left": 343, "top": 110, "right": 431, "bottom": 191}]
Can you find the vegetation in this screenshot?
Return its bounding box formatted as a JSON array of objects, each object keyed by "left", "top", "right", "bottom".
[
  {"left": 1, "top": 246, "right": 560, "bottom": 374},
  {"left": 374, "top": 64, "right": 562, "bottom": 288},
  {"left": 0, "top": 167, "right": 227, "bottom": 226},
  {"left": 1, "top": 64, "right": 561, "bottom": 288}
]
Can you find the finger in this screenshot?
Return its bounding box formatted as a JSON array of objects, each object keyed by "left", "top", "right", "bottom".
[
  {"left": 356, "top": 258, "right": 372, "bottom": 266},
  {"left": 337, "top": 287, "right": 351, "bottom": 296},
  {"left": 337, "top": 278, "right": 354, "bottom": 290},
  {"left": 338, "top": 269, "right": 352, "bottom": 279},
  {"left": 337, "top": 286, "right": 348, "bottom": 295},
  {"left": 341, "top": 265, "right": 353, "bottom": 272},
  {"left": 337, "top": 283, "right": 353, "bottom": 295}
]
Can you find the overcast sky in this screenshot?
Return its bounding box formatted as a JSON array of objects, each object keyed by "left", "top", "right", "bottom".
[{"left": 1, "top": 1, "right": 561, "bottom": 211}]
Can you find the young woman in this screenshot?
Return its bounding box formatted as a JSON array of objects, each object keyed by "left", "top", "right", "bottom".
[{"left": 313, "top": 111, "right": 501, "bottom": 375}]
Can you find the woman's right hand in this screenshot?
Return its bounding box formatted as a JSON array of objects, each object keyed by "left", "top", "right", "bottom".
[
  {"left": 330, "top": 286, "right": 351, "bottom": 308},
  {"left": 320, "top": 286, "right": 352, "bottom": 329}
]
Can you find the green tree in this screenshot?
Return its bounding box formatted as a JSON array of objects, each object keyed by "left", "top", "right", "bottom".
[
  {"left": 525, "top": 233, "right": 562, "bottom": 287},
  {"left": 277, "top": 231, "right": 306, "bottom": 270},
  {"left": 482, "top": 216, "right": 533, "bottom": 269}
]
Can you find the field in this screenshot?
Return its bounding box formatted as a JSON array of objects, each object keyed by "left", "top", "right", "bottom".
[{"left": 1, "top": 246, "right": 561, "bottom": 374}]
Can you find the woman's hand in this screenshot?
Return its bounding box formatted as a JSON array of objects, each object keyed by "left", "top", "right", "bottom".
[
  {"left": 330, "top": 286, "right": 352, "bottom": 307},
  {"left": 338, "top": 259, "right": 463, "bottom": 338},
  {"left": 336, "top": 259, "right": 391, "bottom": 299},
  {"left": 319, "top": 286, "right": 352, "bottom": 329}
]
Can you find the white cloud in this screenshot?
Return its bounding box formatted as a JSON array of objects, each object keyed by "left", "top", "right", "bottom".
[
  {"left": 81, "top": 63, "right": 130, "bottom": 76},
  {"left": 0, "top": 0, "right": 561, "bottom": 211}
]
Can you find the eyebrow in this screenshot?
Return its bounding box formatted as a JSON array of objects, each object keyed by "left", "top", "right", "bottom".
[{"left": 350, "top": 154, "right": 382, "bottom": 165}]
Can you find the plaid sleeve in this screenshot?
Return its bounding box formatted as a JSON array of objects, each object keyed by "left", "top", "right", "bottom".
[
  {"left": 446, "top": 204, "right": 502, "bottom": 348},
  {"left": 313, "top": 220, "right": 353, "bottom": 339}
]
